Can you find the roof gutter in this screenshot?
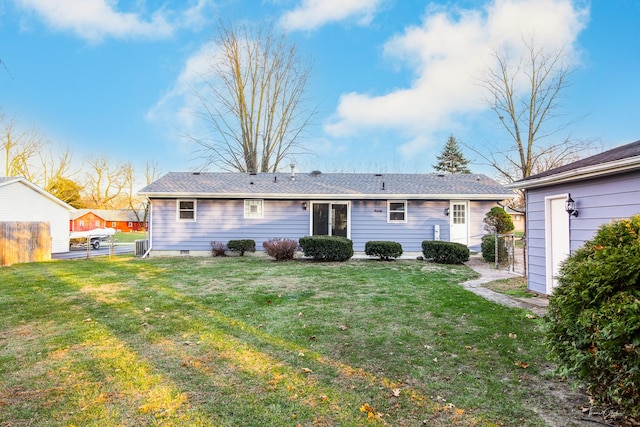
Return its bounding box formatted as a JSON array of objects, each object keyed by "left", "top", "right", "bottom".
[
  {"left": 506, "top": 156, "right": 640, "bottom": 190},
  {"left": 138, "top": 192, "right": 515, "bottom": 201}
]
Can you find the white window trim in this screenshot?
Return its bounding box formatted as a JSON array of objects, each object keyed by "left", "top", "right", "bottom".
[
  {"left": 177, "top": 199, "right": 197, "bottom": 222},
  {"left": 244, "top": 199, "right": 264, "bottom": 219},
  {"left": 387, "top": 200, "right": 407, "bottom": 223}
]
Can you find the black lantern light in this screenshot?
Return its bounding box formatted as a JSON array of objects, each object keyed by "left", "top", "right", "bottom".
[
  {"left": 565, "top": 194, "right": 578, "bottom": 217},
  {"left": 301, "top": 202, "right": 308, "bottom": 210}
]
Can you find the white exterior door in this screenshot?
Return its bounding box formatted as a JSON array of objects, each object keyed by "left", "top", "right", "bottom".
[
  {"left": 450, "top": 201, "right": 469, "bottom": 246},
  {"left": 545, "top": 195, "right": 571, "bottom": 294}
]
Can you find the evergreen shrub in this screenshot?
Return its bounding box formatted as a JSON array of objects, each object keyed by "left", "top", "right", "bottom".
[
  {"left": 544, "top": 214, "right": 640, "bottom": 416},
  {"left": 481, "top": 234, "right": 509, "bottom": 263},
  {"left": 227, "top": 239, "right": 256, "bottom": 256},
  {"left": 364, "top": 241, "right": 403, "bottom": 260},
  {"left": 422, "top": 241, "right": 469, "bottom": 264},
  {"left": 298, "top": 236, "right": 353, "bottom": 261}
]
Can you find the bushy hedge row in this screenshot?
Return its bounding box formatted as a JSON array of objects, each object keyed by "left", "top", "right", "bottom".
[
  {"left": 210, "top": 240, "right": 256, "bottom": 256},
  {"left": 545, "top": 215, "right": 640, "bottom": 416},
  {"left": 365, "top": 241, "right": 403, "bottom": 260},
  {"left": 299, "top": 236, "right": 353, "bottom": 261},
  {"left": 422, "top": 241, "right": 469, "bottom": 264}
]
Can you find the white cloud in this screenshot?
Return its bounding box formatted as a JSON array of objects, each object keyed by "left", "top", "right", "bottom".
[
  {"left": 14, "top": 0, "right": 214, "bottom": 42},
  {"left": 280, "top": 0, "right": 385, "bottom": 31},
  {"left": 324, "top": 0, "right": 589, "bottom": 159},
  {"left": 147, "top": 40, "right": 219, "bottom": 131}
]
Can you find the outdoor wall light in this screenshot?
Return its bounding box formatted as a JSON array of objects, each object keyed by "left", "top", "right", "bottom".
[
  {"left": 444, "top": 207, "right": 450, "bottom": 216},
  {"left": 301, "top": 202, "right": 308, "bottom": 210},
  {"left": 565, "top": 194, "right": 578, "bottom": 217}
]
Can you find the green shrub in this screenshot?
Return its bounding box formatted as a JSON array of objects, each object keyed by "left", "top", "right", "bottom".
[
  {"left": 483, "top": 206, "right": 514, "bottom": 233},
  {"left": 422, "top": 241, "right": 469, "bottom": 264},
  {"left": 211, "top": 241, "right": 227, "bottom": 257},
  {"left": 481, "top": 234, "right": 509, "bottom": 263},
  {"left": 298, "top": 236, "right": 353, "bottom": 261},
  {"left": 364, "top": 241, "right": 403, "bottom": 260},
  {"left": 544, "top": 214, "right": 640, "bottom": 416},
  {"left": 262, "top": 238, "right": 299, "bottom": 261},
  {"left": 227, "top": 239, "right": 256, "bottom": 256}
]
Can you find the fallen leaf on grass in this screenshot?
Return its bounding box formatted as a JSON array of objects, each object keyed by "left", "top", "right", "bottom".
[
  {"left": 338, "top": 324, "right": 349, "bottom": 331},
  {"left": 514, "top": 361, "right": 529, "bottom": 369},
  {"left": 301, "top": 368, "right": 313, "bottom": 374},
  {"left": 144, "top": 307, "right": 151, "bottom": 312},
  {"left": 525, "top": 314, "right": 537, "bottom": 319},
  {"left": 509, "top": 333, "right": 517, "bottom": 339},
  {"left": 392, "top": 388, "right": 401, "bottom": 397}
]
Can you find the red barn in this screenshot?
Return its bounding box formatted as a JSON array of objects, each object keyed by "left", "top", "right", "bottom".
[{"left": 70, "top": 209, "right": 147, "bottom": 233}]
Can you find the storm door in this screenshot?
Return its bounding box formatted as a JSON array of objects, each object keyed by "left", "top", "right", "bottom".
[{"left": 312, "top": 202, "right": 349, "bottom": 238}]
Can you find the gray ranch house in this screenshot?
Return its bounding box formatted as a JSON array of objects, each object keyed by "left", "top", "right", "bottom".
[
  {"left": 507, "top": 139, "right": 640, "bottom": 295},
  {"left": 138, "top": 170, "right": 513, "bottom": 257}
]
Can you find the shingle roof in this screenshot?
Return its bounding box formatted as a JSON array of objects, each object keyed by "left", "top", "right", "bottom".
[
  {"left": 71, "top": 209, "right": 144, "bottom": 221},
  {"left": 509, "top": 140, "right": 640, "bottom": 189},
  {"left": 138, "top": 172, "right": 513, "bottom": 200}
]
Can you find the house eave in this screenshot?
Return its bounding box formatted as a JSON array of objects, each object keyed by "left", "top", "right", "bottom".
[
  {"left": 506, "top": 157, "right": 640, "bottom": 190},
  {"left": 139, "top": 192, "right": 515, "bottom": 201}
]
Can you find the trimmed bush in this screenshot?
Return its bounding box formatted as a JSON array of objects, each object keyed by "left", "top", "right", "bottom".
[
  {"left": 262, "top": 238, "right": 299, "bottom": 261},
  {"left": 483, "top": 206, "right": 514, "bottom": 234},
  {"left": 422, "top": 241, "right": 469, "bottom": 264},
  {"left": 211, "top": 241, "right": 227, "bottom": 257},
  {"left": 298, "top": 235, "right": 353, "bottom": 261},
  {"left": 365, "top": 241, "right": 403, "bottom": 260},
  {"left": 481, "top": 234, "right": 509, "bottom": 263},
  {"left": 544, "top": 215, "right": 640, "bottom": 416},
  {"left": 227, "top": 239, "right": 256, "bottom": 256}
]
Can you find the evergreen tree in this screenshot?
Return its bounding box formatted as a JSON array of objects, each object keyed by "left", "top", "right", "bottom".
[{"left": 433, "top": 135, "right": 471, "bottom": 174}]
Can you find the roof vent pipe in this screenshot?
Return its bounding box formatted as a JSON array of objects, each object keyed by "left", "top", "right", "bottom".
[{"left": 290, "top": 164, "right": 296, "bottom": 181}]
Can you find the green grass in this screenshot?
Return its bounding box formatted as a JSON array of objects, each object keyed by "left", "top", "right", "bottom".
[
  {"left": 0, "top": 257, "right": 560, "bottom": 426},
  {"left": 114, "top": 231, "right": 147, "bottom": 243}
]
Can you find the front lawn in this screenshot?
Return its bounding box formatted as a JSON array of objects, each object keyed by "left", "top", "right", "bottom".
[{"left": 0, "top": 257, "right": 576, "bottom": 426}]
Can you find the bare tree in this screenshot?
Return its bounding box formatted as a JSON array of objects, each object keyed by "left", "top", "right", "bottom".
[
  {"left": 192, "top": 21, "right": 314, "bottom": 172},
  {"left": 83, "top": 156, "right": 128, "bottom": 209},
  {"left": 475, "top": 38, "right": 595, "bottom": 187},
  {"left": 1, "top": 117, "right": 44, "bottom": 179}
]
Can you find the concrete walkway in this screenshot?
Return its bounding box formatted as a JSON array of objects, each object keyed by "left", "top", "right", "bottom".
[{"left": 463, "top": 254, "right": 548, "bottom": 317}]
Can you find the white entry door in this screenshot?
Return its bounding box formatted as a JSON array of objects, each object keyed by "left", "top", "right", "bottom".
[
  {"left": 545, "top": 195, "right": 571, "bottom": 294},
  {"left": 450, "top": 201, "right": 469, "bottom": 246}
]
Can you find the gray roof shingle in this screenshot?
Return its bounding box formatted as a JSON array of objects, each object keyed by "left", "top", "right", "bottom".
[
  {"left": 518, "top": 139, "right": 640, "bottom": 182},
  {"left": 139, "top": 172, "right": 513, "bottom": 200}
]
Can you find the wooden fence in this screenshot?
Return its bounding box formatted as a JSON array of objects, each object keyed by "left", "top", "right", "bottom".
[{"left": 0, "top": 222, "right": 51, "bottom": 267}]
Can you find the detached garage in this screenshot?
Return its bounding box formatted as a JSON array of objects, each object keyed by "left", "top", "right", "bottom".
[
  {"left": 0, "top": 177, "right": 75, "bottom": 256},
  {"left": 507, "top": 140, "right": 640, "bottom": 295}
]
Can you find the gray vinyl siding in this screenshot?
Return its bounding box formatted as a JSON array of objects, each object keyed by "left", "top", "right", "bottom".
[
  {"left": 469, "top": 201, "right": 499, "bottom": 249},
  {"left": 525, "top": 169, "right": 640, "bottom": 294},
  {"left": 149, "top": 198, "right": 503, "bottom": 254},
  {"left": 350, "top": 200, "right": 450, "bottom": 252},
  {"left": 150, "top": 199, "right": 308, "bottom": 251}
]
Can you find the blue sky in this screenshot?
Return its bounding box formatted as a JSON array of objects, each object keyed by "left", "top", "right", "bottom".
[{"left": 2, "top": 0, "right": 640, "bottom": 181}]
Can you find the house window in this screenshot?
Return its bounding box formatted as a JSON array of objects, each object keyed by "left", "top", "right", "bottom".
[
  {"left": 128, "top": 222, "right": 133, "bottom": 227},
  {"left": 112, "top": 222, "right": 117, "bottom": 227},
  {"left": 79, "top": 220, "right": 85, "bottom": 227},
  {"left": 177, "top": 199, "right": 196, "bottom": 221},
  {"left": 244, "top": 199, "right": 263, "bottom": 219},
  {"left": 95, "top": 220, "right": 100, "bottom": 227},
  {"left": 452, "top": 204, "right": 466, "bottom": 224},
  {"left": 387, "top": 201, "right": 407, "bottom": 223}
]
